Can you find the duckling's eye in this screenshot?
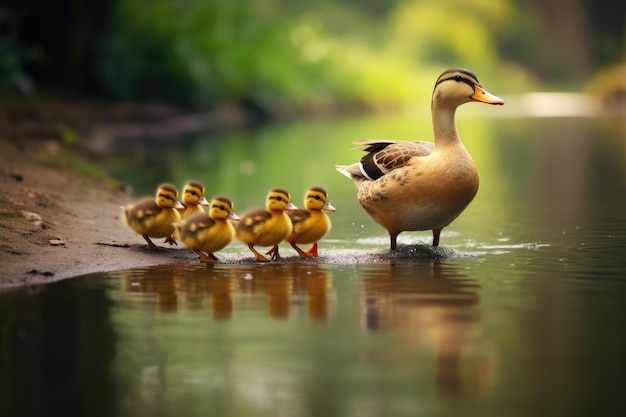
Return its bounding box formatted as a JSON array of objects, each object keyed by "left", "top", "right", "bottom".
[
  {"left": 276, "top": 196, "right": 283, "bottom": 201},
  {"left": 219, "top": 205, "right": 225, "bottom": 210},
  {"left": 314, "top": 195, "right": 321, "bottom": 200},
  {"left": 190, "top": 191, "right": 197, "bottom": 196},
  {"left": 454, "top": 75, "right": 461, "bottom": 82}
]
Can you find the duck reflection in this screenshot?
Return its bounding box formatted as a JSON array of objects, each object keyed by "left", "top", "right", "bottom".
[
  {"left": 121, "top": 262, "right": 333, "bottom": 320},
  {"left": 360, "top": 260, "right": 493, "bottom": 398}
]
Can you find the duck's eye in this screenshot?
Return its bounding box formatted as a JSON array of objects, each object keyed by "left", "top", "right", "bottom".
[
  {"left": 315, "top": 195, "right": 321, "bottom": 200},
  {"left": 276, "top": 196, "right": 283, "bottom": 201},
  {"left": 454, "top": 75, "right": 462, "bottom": 82},
  {"left": 219, "top": 205, "right": 225, "bottom": 210},
  {"left": 190, "top": 191, "right": 197, "bottom": 196}
]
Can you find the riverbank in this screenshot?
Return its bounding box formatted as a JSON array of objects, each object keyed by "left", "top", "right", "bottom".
[{"left": 0, "top": 138, "right": 202, "bottom": 291}]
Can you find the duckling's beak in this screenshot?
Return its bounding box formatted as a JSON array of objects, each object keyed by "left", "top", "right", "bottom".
[
  {"left": 285, "top": 202, "right": 298, "bottom": 211},
  {"left": 174, "top": 200, "right": 185, "bottom": 209},
  {"left": 323, "top": 202, "right": 337, "bottom": 212},
  {"left": 228, "top": 212, "right": 240, "bottom": 221},
  {"left": 471, "top": 85, "right": 504, "bottom": 105},
  {"left": 199, "top": 197, "right": 209, "bottom": 206}
]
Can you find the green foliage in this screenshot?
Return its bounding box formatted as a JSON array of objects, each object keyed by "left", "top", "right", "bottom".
[{"left": 95, "top": 0, "right": 534, "bottom": 111}]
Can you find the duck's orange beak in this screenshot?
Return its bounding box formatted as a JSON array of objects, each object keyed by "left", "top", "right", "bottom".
[{"left": 471, "top": 85, "right": 504, "bottom": 105}]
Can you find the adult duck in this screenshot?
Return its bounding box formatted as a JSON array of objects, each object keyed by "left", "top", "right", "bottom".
[{"left": 337, "top": 68, "right": 504, "bottom": 249}]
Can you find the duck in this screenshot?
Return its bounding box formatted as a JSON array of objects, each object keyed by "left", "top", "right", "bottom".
[
  {"left": 286, "top": 187, "right": 336, "bottom": 258},
  {"left": 121, "top": 183, "right": 184, "bottom": 249},
  {"left": 337, "top": 68, "right": 504, "bottom": 250},
  {"left": 174, "top": 196, "right": 240, "bottom": 263},
  {"left": 235, "top": 188, "right": 297, "bottom": 262},
  {"left": 180, "top": 180, "right": 209, "bottom": 218}
]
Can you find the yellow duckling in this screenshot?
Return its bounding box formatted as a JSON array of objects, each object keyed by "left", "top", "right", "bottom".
[
  {"left": 286, "top": 187, "right": 336, "bottom": 258},
  {"left": 122, "top": 183, "right": 184, "bottom": 249},
  {"left": 174, "top": 196, "right": 240, "bottom": 263},
  {"left": 180, "top": 180, "right": 209, "bottom": 218},
  {"left": 235, "top": 188, "right": 297, "bottom": 262},
  {"left": 337, "top": 68, "right": 504, "bottom": 249}
]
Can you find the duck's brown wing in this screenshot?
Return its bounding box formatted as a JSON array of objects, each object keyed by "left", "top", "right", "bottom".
[{"left": 354, "top": 139, "right": 434, "bottom": 180}]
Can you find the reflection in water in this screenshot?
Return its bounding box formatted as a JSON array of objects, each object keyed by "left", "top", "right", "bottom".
[
  {"left": 360, "top": 260, "right": 493, "bottom": 398},
  {"left": 122, "top": 262, "right": 334, "bottom": 321},
  {"left": 0, "top": 281, "right": 116, "bottom": 417}
]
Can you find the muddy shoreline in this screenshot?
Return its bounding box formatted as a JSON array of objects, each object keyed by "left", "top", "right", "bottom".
[{"left": 0, "top": 139, "right": 208, "bottom": 291}]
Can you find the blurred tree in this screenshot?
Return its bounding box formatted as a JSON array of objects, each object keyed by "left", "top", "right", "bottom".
[
  {"left": 12, "top": 0, "right": 111, "bottom": 93},
  {"left": 1, "top": 0, "right": 623, "bottom": 108},
  {"left": 531, "top": 0, "right": 593, "bottom": 80}
]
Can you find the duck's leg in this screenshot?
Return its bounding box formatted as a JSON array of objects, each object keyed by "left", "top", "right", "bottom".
[
  {"left": 389, "top": 233, "right": 398, "bottom": 250},
  {"left": 432, "top": 228, "right": 442, "bottom": 247},
  {"left": 305, "top": 242, "right": 319, "bottom": 257},
  {"left": 164, "top": 235, "right": 178, "bottom": 246},
  {"left": 290, "top": 241, "right": 314, "bottom": 258},
  {"left": 249, "top": 244, "right": 270, "bottom": 262},
  {"left": 265, "top": 245, "right": 282, "bottom": 261},
  {"left": 193, "top": 248, "right": 214, "bottom": 263},
  {"left": 209, "top": 253, "right": 219, "bottom": 261},
  {"left": 142, "top": 235, "right": 160, "bottom": 250}
]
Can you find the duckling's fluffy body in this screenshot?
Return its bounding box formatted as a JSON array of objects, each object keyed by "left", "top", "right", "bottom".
[
  {"left": 338, "top": 68, "right": 503, "bottom": 249},
  {"left": 122, "top": 183, "right": 184, "bottom": 249},
  {"left": 175, "top": 196, "right": 239, "bottom": 262},
  {"left": 287, "top": 187, "right": 336, "bottom": 258},
  {"left": 235, "top": 188, "right": 297, "bottom": 262}
]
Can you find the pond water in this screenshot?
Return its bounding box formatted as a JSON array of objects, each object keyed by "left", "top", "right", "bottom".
[{"left": 2, "top": 109, "right": 626, "bottom": 417}]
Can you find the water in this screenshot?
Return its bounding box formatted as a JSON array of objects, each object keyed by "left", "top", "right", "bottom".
[{"left": 2, "top": 111, "right": 626, "bottom": 417}]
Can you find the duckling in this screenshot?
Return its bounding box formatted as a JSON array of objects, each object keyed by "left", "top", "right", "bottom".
[
  {"left": 122, "top": 183, "right": 184, "bottom": 249},
  {"left": 337, "top": 68, "right": 504, "bottom": 249},
  {"left": 235, "top": 188, "right": 297, "bottom": 262},
  {"left": 175, "top": 196, "right": 240, "bottom": 263},
  {"left": 286, "top": 187, "right": 336, "bottom": 258},
  {"left": 180, "top": 180, "right": 209, "bottom": 218}
]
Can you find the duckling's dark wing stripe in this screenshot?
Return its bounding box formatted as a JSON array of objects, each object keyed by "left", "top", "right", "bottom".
[
  {"left": 236, "top": 210, "right": 271, "bottom": 233},
  {"left": 287, "top": 209, "right": 310, "bottom": 226},
  {"left": 182, "top": 216, "right": 216, "bottom": 233}
]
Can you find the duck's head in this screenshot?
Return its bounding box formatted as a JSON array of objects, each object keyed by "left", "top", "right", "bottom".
[
  {"left": 304, "top": 187, "right": 336, "bottom": 212},
  {"left": 209, "top": 196, "right": 240, "bottom": 221},
  {"left": 155, "top": 183, "right": 185, "bottom": 209},
  {"left": 266, "top": 188, "right": 298, "bottom": 212},
  {"left": 182, "top": 180, "right": 209, "bottom": 207},
  {"left": 432, "top": 68, "right": 504, "bottom": 108}
]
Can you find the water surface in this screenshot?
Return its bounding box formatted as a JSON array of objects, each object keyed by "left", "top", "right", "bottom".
[{"left": 1, "top": 112, "right": 625, "bottom": 417}]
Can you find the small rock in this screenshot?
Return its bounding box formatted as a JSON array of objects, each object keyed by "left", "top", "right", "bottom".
[
  {"left": 49, "top": 239, "right": 66, "bottom": 246},
  {"left": 20, "top": 210, "right": 45, "bottom": 229}
]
